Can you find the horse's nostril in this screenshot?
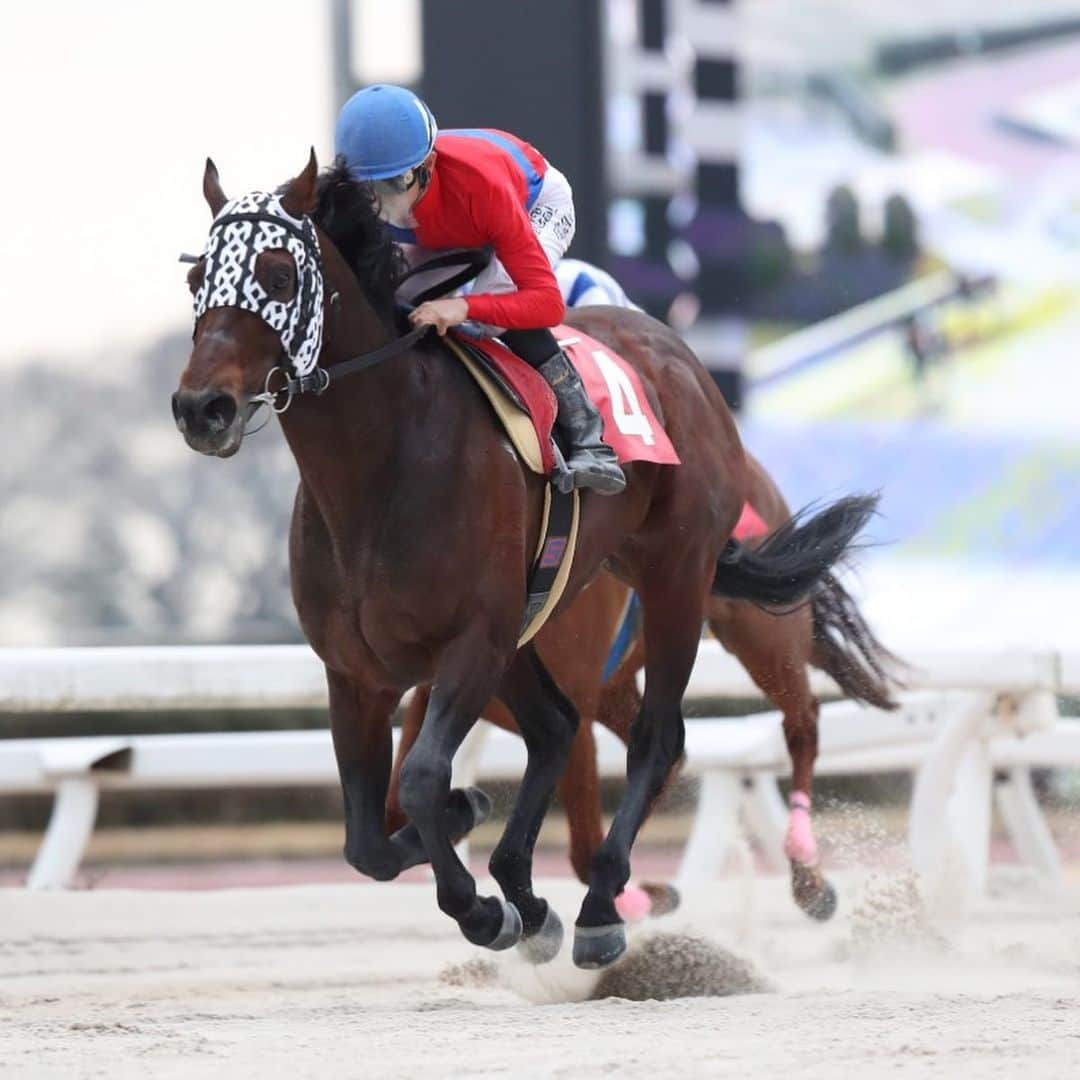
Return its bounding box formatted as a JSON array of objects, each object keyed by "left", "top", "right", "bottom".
[
  {"left": 203, "top": 392, "right": 238, "bottom": 432},
  {"left": 170, "top": 392, "right": 182, "bottom": 423}
]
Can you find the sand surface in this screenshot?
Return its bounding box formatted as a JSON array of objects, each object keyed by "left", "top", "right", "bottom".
[{"left": 3, "top": 869, "right": 1078, "bottom": 1078}]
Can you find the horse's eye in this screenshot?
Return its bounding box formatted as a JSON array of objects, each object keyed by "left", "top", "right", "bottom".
[{"left": 271, "top": 270, "right": 293, "bottom": 292}]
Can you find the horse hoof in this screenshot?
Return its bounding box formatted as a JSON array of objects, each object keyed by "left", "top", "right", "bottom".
[
  {"left": 485, "top": 900, "right": 524, "bottom": 951},
  {"left": 573, "top": 923, "right": 627, "bottom": 970},
  {"left": 462, "top": 786, "right": 493, "bottom": 828},
  {"left": 641, "top": 882, "right": 681, "bottom": 917},
  {"left": 803, "top": 879, "right": 838, "bottom": 922},
  {"left": 792, "top": 862, "right": 838, "bottom": 922},
  {"left": 517, "top": 904, "right": 564, "bottom": 965}
]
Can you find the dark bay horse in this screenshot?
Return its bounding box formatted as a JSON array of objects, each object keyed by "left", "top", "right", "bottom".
[
  {"left": 391, "top": 452, "right": 899, "bottom": 920},
  {"left": 174, "top": 152, "right": 877, "bottom": 968}
]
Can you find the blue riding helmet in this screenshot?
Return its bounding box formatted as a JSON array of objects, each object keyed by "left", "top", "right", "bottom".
[{"left": 334, "top": 84, "right": 439, "bottom": 182}]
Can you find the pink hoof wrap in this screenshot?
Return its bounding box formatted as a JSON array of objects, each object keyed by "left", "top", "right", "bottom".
[
  {"left": 785, "top": 790, "right": 819, "bottom": 866},
  {"left": 614, "top": 885, "right": 653, "bottom": 923}
]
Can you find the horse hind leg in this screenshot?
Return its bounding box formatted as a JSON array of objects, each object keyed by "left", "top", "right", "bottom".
[
  {"left": 592, "top": 670, "right": 681, "bottom": 922},
  {"left": 573, "top": 559, "right": 711, "bottom": 969},
  {"left": 709, "top": 605, "right": 837, "bottom": 922},
  {"left": 784, "top": 695, "right": 837, "bottom": 921},
  {"left": 555, "top": 670, "right": 678, "bottom": 922},
  {"left": 489, "top": 646, "right": 580, "bottom": 964}
]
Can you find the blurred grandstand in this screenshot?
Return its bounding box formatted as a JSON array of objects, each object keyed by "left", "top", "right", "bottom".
[{"left": 3, "top": 0, "right": 1080, "bottom": 655}]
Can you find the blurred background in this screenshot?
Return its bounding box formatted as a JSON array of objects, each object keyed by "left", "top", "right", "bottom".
[{"left": 2, "top": 0, "right": 1079, "bottom": 877}]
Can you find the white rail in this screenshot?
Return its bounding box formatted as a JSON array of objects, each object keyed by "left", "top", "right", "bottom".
[
  {"left": 3, "top": 639, "right": 1073, "bottom": 713},
  {"left": 0, "top": 645, "right": 1074, "bottom": 912}
]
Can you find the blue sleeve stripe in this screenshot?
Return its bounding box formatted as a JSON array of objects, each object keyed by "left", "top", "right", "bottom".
[
  {"left": 567, "top": 271, "right": 597, "bottom": 308},
  {"left": 447, "top": 129, "right": 545, "bottom": 210}
]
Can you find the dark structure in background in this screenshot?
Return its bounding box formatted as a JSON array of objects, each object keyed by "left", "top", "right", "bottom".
[
  {"left": 330, "top": 0, "right": 747, "bottom": 409},
  {"left": 633, "top": 0, "right": 678, "bottom": 311},
  {"left": 683, "top": 0, "right": 745, "bottom": 409},
  {"left": 420, "top": 0, "right": 607, "bottom": 266}
]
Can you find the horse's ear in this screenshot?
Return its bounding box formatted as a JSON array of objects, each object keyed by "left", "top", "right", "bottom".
[
  {"left": 203, "top": 157, "right": 227, "bottom": 217},
  {"left": 281, "top": 147, "right": 319, "bottom": 218}
]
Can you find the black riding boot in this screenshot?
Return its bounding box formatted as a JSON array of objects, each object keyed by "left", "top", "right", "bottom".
[
  {"left": 537, "top": 350, "right": 626, "bottom": 496},
  {"left": 501, "top": 327, "right": 626, "bottom": 496}
]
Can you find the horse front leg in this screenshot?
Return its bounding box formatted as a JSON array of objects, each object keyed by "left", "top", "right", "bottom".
[
  {"left": 574, "top": 559, "right": 711, "bottom": 968},
  {"left": 385, "top": 683, "right": 493, "bottom": 866},
  {"left": 398, "top": 631, "right": 523, "bottom": 951},
  {"left": 489, "top": 647, "right": 580, "bottom": 964},
  {"left": 327, "top": 670, "right": 406, "bottom": 882}
]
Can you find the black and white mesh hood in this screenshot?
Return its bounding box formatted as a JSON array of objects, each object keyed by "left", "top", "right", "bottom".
[{"left": 193, "top": 192, "right": 325, "bottom": 377}]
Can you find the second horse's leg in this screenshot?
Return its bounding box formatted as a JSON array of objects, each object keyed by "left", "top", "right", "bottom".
[
  {"left": 558, "top": 719, "right": 605, "bottom": 887},
  {"left": 782, "top": 690, "right": 836, "bottom": 920},
  {"left": 708, "top": 603, "right": 837, "bottom": 921},
  {"left": 490, "top": 647, "right": 580, "bottom": 964}
]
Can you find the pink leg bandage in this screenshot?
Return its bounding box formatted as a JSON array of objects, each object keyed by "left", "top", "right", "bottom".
[
  {"left": 614, "top": 885, "right": 653, "bottom": 923},
  {"left": 785, "top": 790, "right": 818, "bottom": 866}
]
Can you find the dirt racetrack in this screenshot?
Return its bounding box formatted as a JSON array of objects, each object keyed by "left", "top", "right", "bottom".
[{"left": 3, "top": 869, "right": 1078, "bottom": 1078}]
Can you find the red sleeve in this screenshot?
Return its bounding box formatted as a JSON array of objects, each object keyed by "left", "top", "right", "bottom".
[{"left": 464, "top": 182, "right": 566, "bottom": 330}]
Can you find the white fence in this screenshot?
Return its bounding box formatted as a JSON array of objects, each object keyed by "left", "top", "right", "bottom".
[{"left": 2, "top": 642, "right": 1078, "bottom": 914}]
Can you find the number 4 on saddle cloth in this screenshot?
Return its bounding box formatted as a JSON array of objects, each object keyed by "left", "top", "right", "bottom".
[{"left": 441, "top": 326, "right": 681, "bottom": 645}]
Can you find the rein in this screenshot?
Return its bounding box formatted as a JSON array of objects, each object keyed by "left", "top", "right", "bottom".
[
  {"left": 246, "top": 322, "right": 431, "bottom": 420},
  {"left": 244, "top": 248, "right": 491, "bottom": 423}
]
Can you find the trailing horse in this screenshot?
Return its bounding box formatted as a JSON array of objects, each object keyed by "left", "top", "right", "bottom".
[{"left": 173, "top": 151, "right": 878, "bottom": 969}]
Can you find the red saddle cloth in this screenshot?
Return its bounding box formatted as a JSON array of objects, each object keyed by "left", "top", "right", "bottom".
[{"left": 457, "top": 325, "right": 681, "bottom": 474}]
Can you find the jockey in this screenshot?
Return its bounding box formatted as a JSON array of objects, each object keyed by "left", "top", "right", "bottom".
[{"left": 334, "top": 84, "right": 626, "bottom": 496}]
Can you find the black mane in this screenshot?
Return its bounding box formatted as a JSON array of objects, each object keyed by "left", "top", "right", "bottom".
[{"left": 308, "top": 159, "right": 406, "bottom": 323}]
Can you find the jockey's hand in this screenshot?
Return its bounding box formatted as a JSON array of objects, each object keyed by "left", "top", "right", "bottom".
[{"left": 409, "top": 297, "right": 469, "bottom": 336}]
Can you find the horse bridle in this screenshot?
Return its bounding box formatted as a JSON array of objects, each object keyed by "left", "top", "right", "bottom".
[{"left": 185, "top": 196, "right": 490, "bottom": 427}]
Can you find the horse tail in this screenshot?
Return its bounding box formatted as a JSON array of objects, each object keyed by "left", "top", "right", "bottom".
[
  {"left": 711, "top": 493, "right": 878, "bottom": 610},
  {"left": 810, "top": 570, "right": 904, "bottom": 710}
]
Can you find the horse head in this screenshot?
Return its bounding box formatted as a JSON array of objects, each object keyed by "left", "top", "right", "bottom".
[{"left": 173, "top": 151, "right": 322, "bottom": 457}]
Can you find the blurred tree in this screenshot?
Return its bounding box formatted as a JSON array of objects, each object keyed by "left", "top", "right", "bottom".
[
  {"left": 825, "top": 185, "right": 863, "bottom": 253},
  {"left": 747, "top": 220, "right": 794, "bottom": 290},
  {"left": 882, "top": 193, "right": 919, "bottom": 258}
]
